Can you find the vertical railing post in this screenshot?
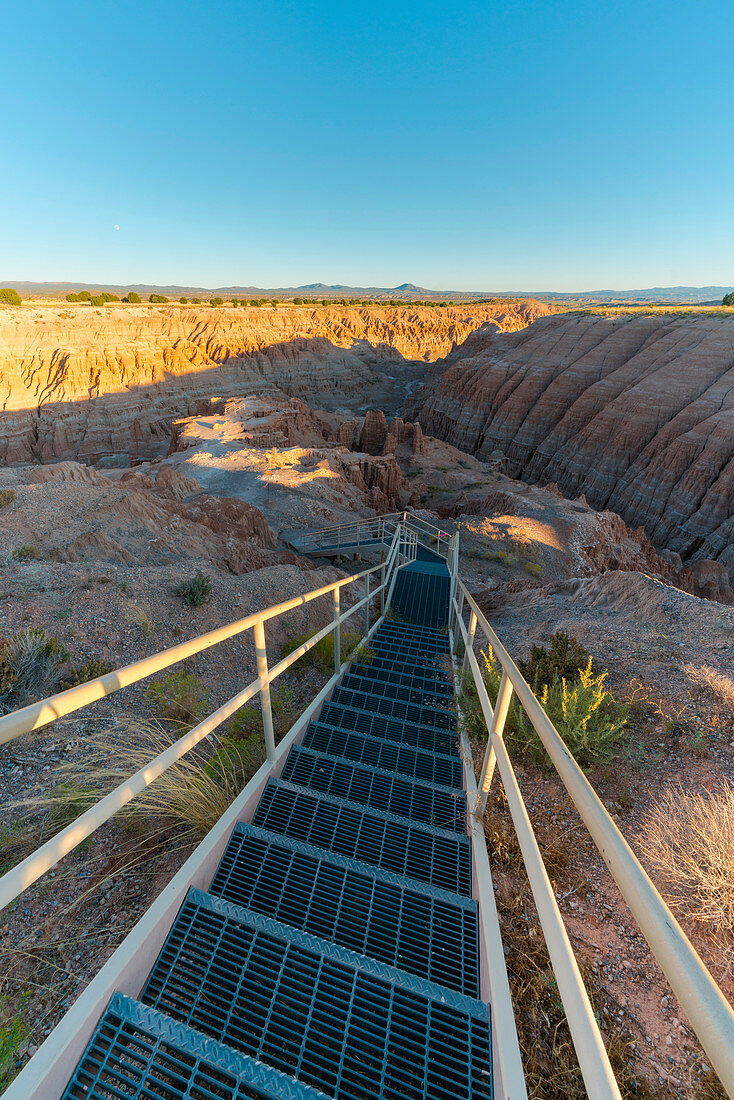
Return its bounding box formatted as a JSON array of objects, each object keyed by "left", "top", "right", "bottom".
[
  {"left": 253, "top": 620, "right": 276, "bottom": 762},
  {"left": 478, "top": 669, "right": 514, "bottom": 809},
  {"left": 333, "top": 588, "right": 341, "bottom": 671},
  {"left": 462, "top": 610, "right": 477, "bottom": 675},
  {"left": 453, "top": 591, "right": 465, "bottom": 654},
  {"left": 364, "top": 572, "right": 370, "bottom": 635},
  {"left": 380, "top": 563, "right": 386, "bottom": 613}
]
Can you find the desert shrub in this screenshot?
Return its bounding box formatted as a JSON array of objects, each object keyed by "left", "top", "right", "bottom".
[
  {"left": 639, "top": 781, "right": 734, "bottom": 967},
  {"left": 149, "top": 293, "right": 168, "bottom": 303},
  {"left": 209, "top": 296, "right": 223, "bottom": 306},
  {"left": 77, "top": 290, "right": 91, "bottom": 301},
  {"left": 229, "top": 685, "right": 296, "bottom": 741},
  {"left": 191, "top": 297, "right": 201, "bottom": 304},
  {"left": 723, "top": 291, "right": 734, "bottom": 306},
  {"left": 179, "top": 296, "right": 188, "bottom": 304},
  {"left": 125, "top": 291, "right": 141, "bottom": 303},
  {"left": 0, "top": 628, "right": 69, "bottom": 714},
  {"left": 0, "top": 489, "right": 16, "bottom": 507},
  {"left": 175, "top": 571, "right": 212, "bottom": 607},
  {"left": 59, "top": 658, "right": 113, "bottom": 691},
  {"left": 13, "top": 544, "right": 40, "bottom": 560},
  {"left": 65, "top": 292, "right": 80, "bottom": 302},
  {"left": 282, "top": 628, "right": 362, "bottom": 674},
  {"left": 461, "top": 646, "right": 627, "bottom": 767},
  {"left": 122, "top": 600, "right": 154, "bottom": 636},
  {"left": 0, "top": 288, "right": 21, "bottom": 306},
  {"left": 518, "top": 630, "right": 591, "bottom": 692},
  {"left": 145, "top": 670, "right": 210, "bottom": 726},
  {"left": 0, "top": 994, "right": 31, "bottom": 1091},
  {"left": 524, "top": 561, "right": 543, "bottom": 577},
  {"left": 90, "top": 295, "right": 105, "bottom": 306}
]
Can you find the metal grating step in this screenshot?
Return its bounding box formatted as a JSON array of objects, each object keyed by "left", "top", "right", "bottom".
[
  {"left": 62, "top": 992, "right": 331, "bottom": 1100},
  {"left": 282, "top": 745, "right": 466, "bottom": 832},
  {"left": 350, "top": 662, "right": 453, "bottom": 694},
  {"left": 391, "top": 566, "right": 450, "bottom": 629},
  {"left": 141, "top": 891, "right": 492, "bottom": 1100},
  {"left": 363, "top": 652, "right": 450, "bottom": 679},
  {"left": 370, "top": 635, "right": 449, "bottom": 658},
  {"left": 209, "top": 823, "right": 479, "bottom": 996},
  {"left": 303, "top": 722, "right": 464, "bottom": 788},
  {"left": 331, "top": 685, "right": 457, "bottom": 731},
  {"left": 320, "top": 700, "right": 458, "bottom": 756},
  {"left": 252, "top": 780, "right": 472, "bottom": 895},
  {"left": 343, "top": 670, "right": 454, "bottom": 708},
  {"left": 375, "top": 623, "right": 450, "bottom": 648}
]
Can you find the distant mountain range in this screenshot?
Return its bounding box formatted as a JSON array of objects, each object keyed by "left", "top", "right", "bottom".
[{"left": 2, "top": 280, "right": 732, "bottom": 305}]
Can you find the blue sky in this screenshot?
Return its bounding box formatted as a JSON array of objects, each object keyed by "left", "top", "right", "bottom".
[{"left": 1, "top": 0, "right": 733, "bottom": 291}]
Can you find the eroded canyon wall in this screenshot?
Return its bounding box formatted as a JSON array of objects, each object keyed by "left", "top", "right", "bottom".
[
  {"left": 411, "top": 312, "right": 734, "bottom": 577},
  {"left": 0, "top": 301, "right": 547, "bottom": 464}
]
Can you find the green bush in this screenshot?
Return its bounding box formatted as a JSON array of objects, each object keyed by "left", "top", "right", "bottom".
[
  {"left": 0, "top": 628, "right": 69, "bottom": 715},
  {"left": 282, "top": 628, "right": 363, "bottom": 674},
  {"left": 229, "top": 685, "right": 296, "bottom": 741},
  {"left": 723, "top": 291, "right": 734, "bottom": 306},
  {"left": 229, "top": 298, "right": 239, "bottom": 307},
  {"left": 0, "top": 489, "right": 16, "bottom": 508},
  {"left": 0, "top": 993, "right": 31, "bottom": 1090},
  {"left": 209, "top": 296, "right": 223, "bottom": 306},
  {"left": 13, "top": 544, "right": 40, "bottom": 560},
  {"left": 293, "top": 297, "right": 303, "bottom": 305},
  {"left": 518, "top": 631, "right": 591, "bottom": 692},
  {"left": 0, "top": 288, "right": 21, "bottom": 306},
  {"left": 78, "top": 290, "right": 91, "bottom": 301},
  {"left": 461, "top": 642, "right": 627, "bottom": 768},
  {"left": 179, "top": 296, "right": 188, "bottom": 304},
  {"left": 90, "top": 295, "right": 105, "bottom": 306},
  {"left": 149, "top": 293, "right": 168, "bottom": 303},
  {"left": 175, "top": 571, "right": 212, "bottom": 607},
  {"left": 59, "top": 658, "right": 113, "bottom": 691},
  {"left": 524, "top": 561, "right": 543, "bottom": 577},
  {"left": 100, "top": 292, "right": 119, "bottom": 302},
  {"left": 145, "top": 670, "right": 210, "bottom": 725},
  {"left": 65, "top": 292, "right": 80, "bottom": 302},
  {"left": 125, "top": 291, "right": 141, "bottom": 303},
  {"left": 191, "top": 297, "right": 202, "bottom": 304}
]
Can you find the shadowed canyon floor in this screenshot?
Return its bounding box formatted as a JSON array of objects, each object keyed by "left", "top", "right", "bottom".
[{"left": 0, "top": 303, "right": 732, "bottom": 1098}]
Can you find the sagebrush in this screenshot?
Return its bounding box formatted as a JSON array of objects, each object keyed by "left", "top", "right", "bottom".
[{"left": 0, "top": 628, "right": 69, "bottom": 715}]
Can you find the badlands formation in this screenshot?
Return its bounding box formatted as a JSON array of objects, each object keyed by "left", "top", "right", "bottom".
[
  {"left": 1, "top": 301, "right": 734, "bottom": 1097},
  {"left": 412, "top": 311, "right": 734, "bottom": 581},
  {"left": 0, "top": 300, "right": 545, "bottom": 465}
]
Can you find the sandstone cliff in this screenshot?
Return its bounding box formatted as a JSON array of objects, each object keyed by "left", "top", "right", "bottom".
[
  {"left": 0, "top": 301, "right": 547, "bottom": 465},
  {"left": 411, "top": 313, "right": 734, "bottom": 578}
]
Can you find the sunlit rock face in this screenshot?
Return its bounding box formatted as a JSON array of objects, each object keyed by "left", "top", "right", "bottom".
[
  {"left": 411, "top": 312, "right": 734, "bottom": 578},
  {"left": 0, "top": 301, "right": 547, "bottom": 465}
]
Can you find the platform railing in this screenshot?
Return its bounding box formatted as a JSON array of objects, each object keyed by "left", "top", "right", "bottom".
[
  {"left": 0, "top": 527, "right": 415, "bottom": 914},
  {"left": 294, "top": 509, "right": 454, "bottom": 559},
  {"left": 448, "top": 578, "right": 734, "bottom": 1098}
]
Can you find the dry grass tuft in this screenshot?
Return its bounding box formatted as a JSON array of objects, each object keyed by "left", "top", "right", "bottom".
[
  {"left": 638, "top": 781, "right": 734, "bottom": 969},
  {"left": 682, "top": 662, "right": 734, "bottom": 713}
]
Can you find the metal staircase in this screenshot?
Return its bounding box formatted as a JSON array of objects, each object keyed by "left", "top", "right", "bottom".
[
  {"left": 61, "top": 557, "right": 493, "bottom": 1100},
  {"left": 3, "top": 510, "right": 733, "bottom": 1100}
]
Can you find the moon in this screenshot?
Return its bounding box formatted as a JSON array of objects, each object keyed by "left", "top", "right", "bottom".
[{"left": 114, "top": 224, "right": 120, "bottom": 231}]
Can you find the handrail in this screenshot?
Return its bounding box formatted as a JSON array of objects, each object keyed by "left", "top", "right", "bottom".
[
  {"left": 0, "top": 527, "right": 407, "bottom": 913},
  {"left": 451, "top": 579, "right": 734, "bottom": 1095},
  {"left": 0, "top": 552, "right": 395, "bottom": 749},
  {"left": 454, "top": 605, "right": 621, "bottom": 1097}
]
